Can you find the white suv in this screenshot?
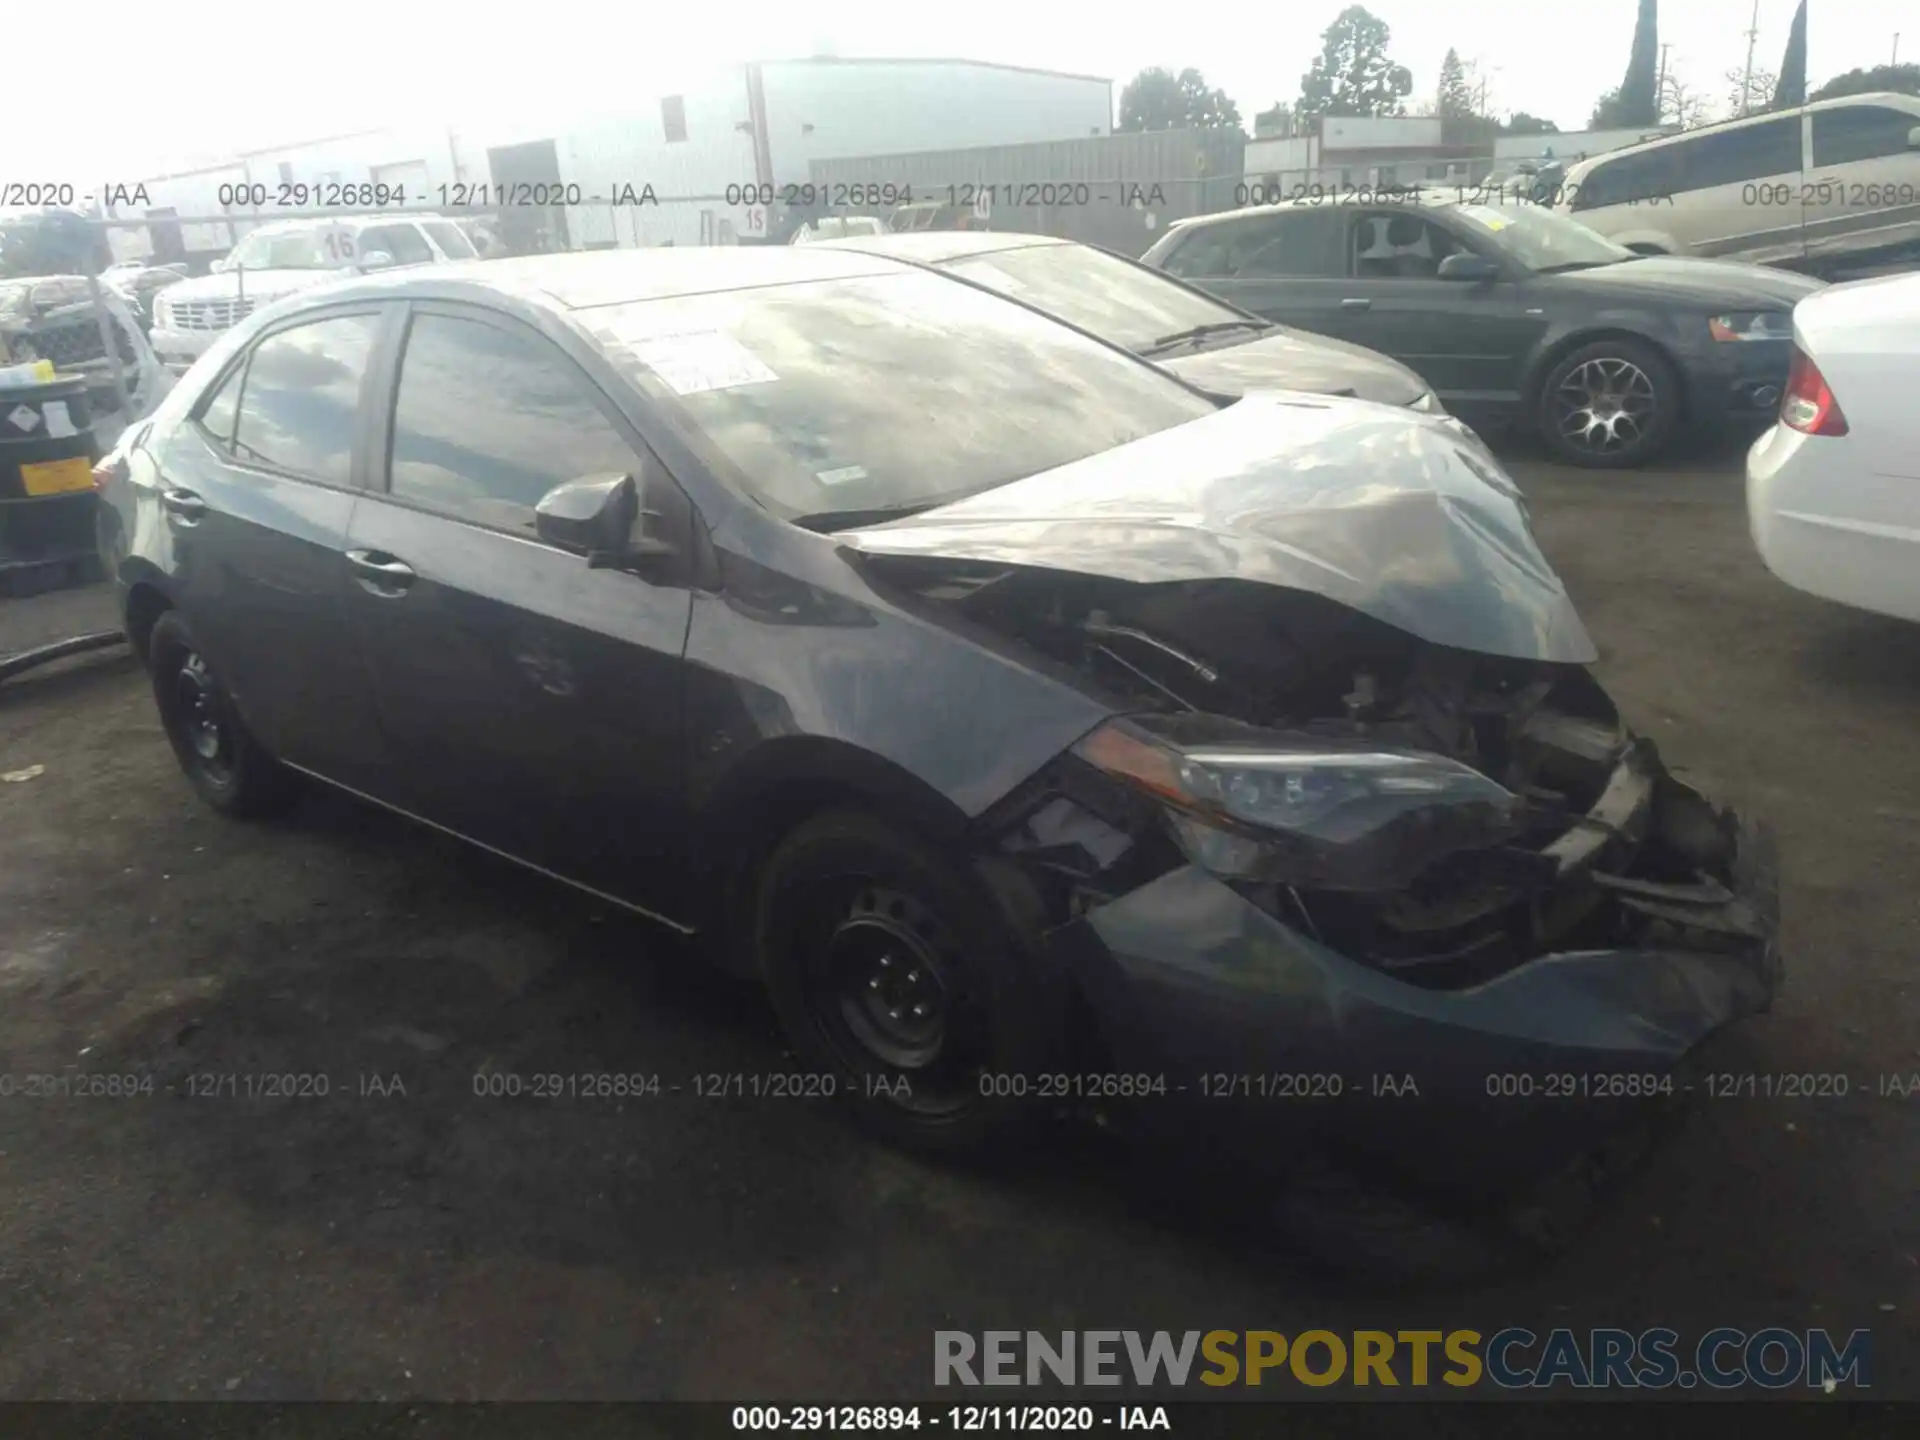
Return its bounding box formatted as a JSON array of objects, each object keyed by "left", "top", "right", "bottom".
[{"left": 150, "top": 214, "right": 476, "bottom": 372}]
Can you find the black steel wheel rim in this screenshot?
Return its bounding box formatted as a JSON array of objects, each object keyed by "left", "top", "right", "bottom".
[
  {"left": 798, "top": 881, "right": 987, "bottom": 1116},
  {"left": 1553, "top": 355, "right": 1657, "bottom": 455},
  {"left": 172, "top": 650, "right": 235, "bottom": 784}
]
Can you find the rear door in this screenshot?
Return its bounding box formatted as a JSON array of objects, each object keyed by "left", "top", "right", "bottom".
[
  {"left": 1664, "top": 115, "right": 1806, "bottom": 262},
  {"left": 1152, "top": 209, "right": 1349, "bottom": 334},
  {"left": 1314, "top": 208, "right": 1549, "bottom": 408},
  {"left": 148, "top": 306, "right": 391, "bottom": 788},
  {"left": 1803, "top": 101, "right": 1920, "bottom": 271},
  {"left": 340, "top": 302, "right": 697, "bottom": 920}
]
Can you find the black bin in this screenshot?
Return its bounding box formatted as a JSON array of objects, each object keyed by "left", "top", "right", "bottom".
[{"left": 1, "top": 374, "right": 103, "bottom": 597}]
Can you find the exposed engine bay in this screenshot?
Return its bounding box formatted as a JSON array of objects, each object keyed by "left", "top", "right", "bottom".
[{"left": 877, "top": 559, "right": 1771, "bottom": 991}]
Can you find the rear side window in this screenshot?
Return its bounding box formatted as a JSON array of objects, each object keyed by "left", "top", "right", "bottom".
[
  {"left": 1162, "top": 212, "right": 1339, "bottom": 278},
  {"left": 231, "top": 312, "right": 381, "bottom": 486},
  {"left": 421, "top": 220, "right": 477, "bottom": 259},
  {"left": 357, "top": 224, "right": 434, "bottom": 265},
  {"left": 1674, "top": 118, "right": 1801, "bottom": 191},
  {"left": 386, "top": 313, "right": 642, "bottom": 533},
  {"left": 1811, "top": 105, "right": 1920, "bottom": 167}
]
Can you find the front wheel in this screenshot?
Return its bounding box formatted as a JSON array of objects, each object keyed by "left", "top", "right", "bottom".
[
  {"left": 147, "top": 611, "right": 296, "bottom": 817},
  {"left": 755, "top": 809, "right": 1066, "bottom": 1157},
  {"left": 1536, "top": 338, "right": 1680, "bottom": 469}
]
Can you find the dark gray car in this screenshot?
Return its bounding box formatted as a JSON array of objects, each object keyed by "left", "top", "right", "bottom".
[
  {"left": 819, "top": 230, "right": 1440, "bottom": 412},
  {"left": 95, "top": 248, "right": 1779, "bottom": 1224}
]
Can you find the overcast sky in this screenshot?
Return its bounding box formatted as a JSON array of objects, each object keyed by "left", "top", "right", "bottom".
[{"left": 22, "top": 0, "right": 1905, "bottom": 178}]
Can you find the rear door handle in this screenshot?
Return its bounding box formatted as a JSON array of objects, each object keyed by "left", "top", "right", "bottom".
[
  {"left": 1340, "top": 297, "right": 1372, "bottom": 311},
  {"left": 346, "top": 549, "right": 416, "bottom": 593},
  {"left": 161, "top": 488, "right": 206, "bottom": 522}
]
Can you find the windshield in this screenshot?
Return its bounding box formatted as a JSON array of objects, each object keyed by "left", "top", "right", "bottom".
[
  {"left": 421, "top": 221, "right": 477, "bottom": 259},
  {"left": 226, "top": 226, "right": 355, "bottom": 270},
  {"left": 944, "top": 243, "right": 1253, "bottom": 353},
  {"left": 1446, "top": 201, "right": 1633, "bottom": 271},
  {"left": 580, "top": 270, "right": 1216, "bottom": 523}
]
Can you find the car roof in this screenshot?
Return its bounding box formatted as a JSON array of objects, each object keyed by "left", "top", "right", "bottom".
[
  {"left": 1165, "top": 189, "right": 1461, "bottom": 233},
  {"left": 307, "top": 245, "right": 914, "bottom": 310},
  {"left": 816, "top": 232, "right": 1069, "bottom": 264},
  {"left": 244, "top": 213, "right": 458, "bottom": 237}
]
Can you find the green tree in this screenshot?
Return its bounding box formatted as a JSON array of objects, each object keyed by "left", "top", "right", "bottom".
[
  {"left": 1810, "top": 62, "right": 1920, "bottom": 101},
  {"left": 1436, "top": 48, "right": 1476, "bottom": 118},
  {"left": 1253, "top": 101, "right": 1296, "bottom": 136},
  {"left": 1502, "top": 112, "right": 1561, "bottom": 135},
  {"left": 1771, "top": 0, "right": 1808, "bottom": 109},
  {"left": 1118, "top": 67, "right": 1244, "bottom": 132},
  {"left": 1595, "top": 0, "right": 1661, "bottom": 128},
  {"left": 1297, "top": 6, "right": 1414, "bottom": 121}
]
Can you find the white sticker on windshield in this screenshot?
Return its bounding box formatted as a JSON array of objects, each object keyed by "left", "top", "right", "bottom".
[
  {"left": 628, "top": 332, "right": 778, "bottom": 397},
  {"left": 817, "top": 465, "right": 868, "bottom": 487},
  {"left": 954, "top": 261, "right": 1027, "bottom": 293},
  {"left": 1455, "top": 205, "right": 1511, "bottom": 231}
]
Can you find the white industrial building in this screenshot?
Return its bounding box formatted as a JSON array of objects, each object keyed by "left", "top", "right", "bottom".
[{"left": 105, "top": 57, "right": 1112, "bottom": 266}]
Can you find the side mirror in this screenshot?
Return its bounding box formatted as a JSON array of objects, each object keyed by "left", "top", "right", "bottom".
[
  {"left": 535, "top": 473, "right": 678, "bottom": 570},
  {"left": 1438, "top": 253, "right": 1500, "bottom": 282},
  {"left": 357, "top": 249, "right": 396, "bottom": 270}
]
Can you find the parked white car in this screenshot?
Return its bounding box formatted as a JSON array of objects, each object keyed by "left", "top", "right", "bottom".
[
  {"left": 1747, "top": 271, "right": 1920, "bottom": 621},
  {"left": 150, "top": 214, "right": 476, "bottom": 372},
  {"left": 791, "top": 215, "right": 889, "bottom": 244},
  {"left": 1557, "top": 92, "right": 1920, "bottom": 274}
]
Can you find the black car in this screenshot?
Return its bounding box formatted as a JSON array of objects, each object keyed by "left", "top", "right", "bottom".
[
  {"left": 96, "top": 248, "right": 1780, "bottom": 1217},
  {"left": 818, "top": 231, "right": 1441, "bottom": 413},
  {"left": 1140, "top": 192, "right": 1825, "bottom": 467}
]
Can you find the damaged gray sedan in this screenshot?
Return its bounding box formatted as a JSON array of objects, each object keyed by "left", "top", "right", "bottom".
[{"left": 97, "top": 248, "right": 1779, "bottom": 1213}]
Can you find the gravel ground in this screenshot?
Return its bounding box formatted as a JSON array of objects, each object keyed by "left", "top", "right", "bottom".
[{"left": 0, "top": 444, "right": 1916, "bottom": 1401}]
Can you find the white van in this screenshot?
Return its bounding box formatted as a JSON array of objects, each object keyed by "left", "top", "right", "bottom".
[{"left": 1555, "top": 92, "right": 1920, "bottom": 274}]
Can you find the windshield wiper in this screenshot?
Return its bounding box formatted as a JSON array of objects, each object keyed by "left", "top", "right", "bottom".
[
  {"left": 790, "top": 502, "right": 940, "bottom": 534},
  {"left": 1140, "top": 319, "right": 1270, "bottom": 356}
]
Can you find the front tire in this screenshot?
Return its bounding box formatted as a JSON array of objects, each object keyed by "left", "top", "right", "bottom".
[
  {"left": 147, "top": 611, "right": 296, "bottom": 817},
  {"left": 754, "top": 809, "right": 1065, "bottom": 1157},
  {"left": 1536, "top": 337, "right": 1680, "bottom": 469}
]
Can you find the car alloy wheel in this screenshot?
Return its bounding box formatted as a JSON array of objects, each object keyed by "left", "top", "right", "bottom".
[
  {"left": 172, "top": 649, "right": 237, "bottom": 787},
  {"left": 1552, "top": 356, "right": 1657, "bottom": 458}
]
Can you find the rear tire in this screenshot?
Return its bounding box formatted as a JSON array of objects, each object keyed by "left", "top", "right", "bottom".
[
  {"left": 1536, "top": 337, "right": 1680, "bottom": 469},
  {"left": 755, "top": 808, "right": 1065, "bottom": 1157},
  {"left": 147, "top": 611, "right": 296, "bottom": 818}
]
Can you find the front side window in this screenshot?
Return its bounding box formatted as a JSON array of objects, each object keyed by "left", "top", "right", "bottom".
[
  {"left": 1675, "top": 118, "right": 1801, "bottom": 191},
  {"left": 945, "top": 244, "right": 1246, "bottom": 352},
  {"left": 1349, "top": 211, "right": 1472, "bottom": 279},
  {"left": 579, "top": 269, "right": 1215, "bottom": 525},
  {"left": 1571, "top": 148, "right": 1680, "bottom": 209},
  {"left": 1811, "top": 105, "right": 1920, "bottom": 167},
  {"left": 387, "top": 313, "right": 642, "bottom": 533},
  {"left": 231, "top": 312, "right": 381, "bottom": 485}
]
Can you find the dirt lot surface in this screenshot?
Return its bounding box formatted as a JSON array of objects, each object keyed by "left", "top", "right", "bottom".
[{"left": 1, "top": 444, "right": 1916, "bottom": 1401}]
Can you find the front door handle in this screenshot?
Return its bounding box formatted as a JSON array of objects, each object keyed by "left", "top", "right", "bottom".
[
  {"left": 161, "top": 488, "right": 206, "bottom": 522},
  {"left": 346, "top": 549, "right": 416, "bottom": 594},
  {"left": 1340, "top": 297, "right": 1372, "bottom": 311}
]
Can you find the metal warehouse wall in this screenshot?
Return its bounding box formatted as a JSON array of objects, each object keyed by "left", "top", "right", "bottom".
[
  {"left": 762, "top": 60, "right": 1111, "bottom": 180},
  {"left": 808, "top": 128, "right": 1246, "bottom": 256}
]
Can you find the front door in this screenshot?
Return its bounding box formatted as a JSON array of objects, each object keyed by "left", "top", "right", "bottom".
[
  {"left": 149, "top": 306, "right": 391, "bottom": 789},
  {"left": 340, "top": 302, "right": 695, "bottom": 921},
  {"left": 1315, "top": 209, "right": 1549, "bottom": 412}
]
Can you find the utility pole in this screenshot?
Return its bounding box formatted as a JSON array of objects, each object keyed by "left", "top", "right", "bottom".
[
  {"left": 1740, "top": 1, "right": 1761, "bottom": 116},
  {"left": 1895, "top": 34, "right": 1902, "bottom": 65}
]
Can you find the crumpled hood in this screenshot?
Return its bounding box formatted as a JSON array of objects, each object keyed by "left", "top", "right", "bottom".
[
  {"left": 1160, "top": 328, "right": 1428, "bottom": 406},
  {"left": 1551, "top": 256, "right": 1825, "bottom": 308},
  {"left": 841, "top": 392, "right": 1596, "bottom": 664}
]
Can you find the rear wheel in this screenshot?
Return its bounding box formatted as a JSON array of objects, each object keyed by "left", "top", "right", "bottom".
[
  {"left": 755, "top": 809, "right": 1065, "bottom": 1157},
  {"left": 1536, "top": 337, "right": 1680, "bottom": 468},
  {"left": 147, "top": 611, "right": 296, "bottom": 817}
]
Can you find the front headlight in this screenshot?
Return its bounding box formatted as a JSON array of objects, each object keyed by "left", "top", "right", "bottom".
[
  {"left": 1708, "top": 311, "right": 1791, "bottom": 342},
  {"left": 1074, "top": 719, "right": 1521, "bottom": 891}
]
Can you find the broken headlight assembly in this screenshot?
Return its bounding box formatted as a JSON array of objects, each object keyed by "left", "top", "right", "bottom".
[{"left": 1073, "top": 718, "right": 1523, "bottom": 892}]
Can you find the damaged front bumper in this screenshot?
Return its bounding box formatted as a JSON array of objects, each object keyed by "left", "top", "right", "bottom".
[{"left": 1047, "top": 762, "right": 1781, "bottom": 1191}]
